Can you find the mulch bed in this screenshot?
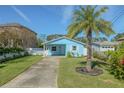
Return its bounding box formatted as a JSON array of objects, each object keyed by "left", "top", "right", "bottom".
[{"left": 76, "top": 67, "right": 103, "bottom": 76}]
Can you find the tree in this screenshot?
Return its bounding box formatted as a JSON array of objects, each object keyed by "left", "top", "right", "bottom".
[
  {"left": 0, "top": 31, "right": 23, "bottom": 48},
  {"left": 37, "top": 37, "right": 44, "bottom": 48},
  {"left": 0, "top": 31, "right": 9, "bottom": 47},
  {"left": 111, "top": 32, "right": 124, "bottom": 41},
  {"left": 67, "top": 6, "right": 115, "bottom": 71},
  {"left": 47, "top": 34, "right": 65, "bottom": 41},
  {"left": 75, "top": 37, "right": 108, "bottom": 43}
]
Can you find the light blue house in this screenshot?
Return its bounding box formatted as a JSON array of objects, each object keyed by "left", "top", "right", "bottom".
[{"left": 42, "top": 36, "right": 87, "bottom": 57}]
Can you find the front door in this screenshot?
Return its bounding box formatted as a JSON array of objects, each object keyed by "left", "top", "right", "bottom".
[{"left": 58, "top": 45, "right": 65, "bottom": 55}]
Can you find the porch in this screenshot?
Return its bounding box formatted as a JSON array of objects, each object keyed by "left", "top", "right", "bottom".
[{"left": 44, "top": 44, "right": 66, "bottom": 56}]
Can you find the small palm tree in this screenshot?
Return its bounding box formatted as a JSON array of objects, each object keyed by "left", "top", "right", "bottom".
[{"left": 67, "top": 6, "right": 115, "bottom": 72}]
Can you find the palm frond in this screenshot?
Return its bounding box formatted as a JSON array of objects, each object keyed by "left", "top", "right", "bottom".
[
  {"left": 67, "top": 5, "right": 115, "bottom": 39},
  {"left": 94, "top": 6, "right": 108, "bottom": 18},
  {"left": 67, "top": 22, "right": 84, "bottom": 38},
  {"left": 73, "top": 10, "right": 84, "bottom": 22},
  {"left": 97, "top": 19, "right": 115, "bottom": 36}
]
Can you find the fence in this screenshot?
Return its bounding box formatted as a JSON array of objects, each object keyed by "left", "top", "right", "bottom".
[{"left": 26, "top": 48, "right": 44, "bottom": 56}]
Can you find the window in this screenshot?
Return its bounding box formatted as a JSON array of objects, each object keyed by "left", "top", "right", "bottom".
[
  {"left": 52, "top": 46, "right": 56, "bottom": 51},
  {"left": 105, "top": 46, "right": 108, "bottom": 48},
  {"left": 72, "top": 46, "right": 77, "bottom": 50}
]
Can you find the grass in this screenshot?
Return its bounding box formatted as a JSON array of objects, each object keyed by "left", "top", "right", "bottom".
[
  {"left": 58, "top": 57, "right": 124, "bottom": 88},
  {"left": 0, "top": 56, "right": 42, "bottom": 86}
]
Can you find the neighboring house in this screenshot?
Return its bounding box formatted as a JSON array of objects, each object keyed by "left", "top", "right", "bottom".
[
  {"left": 42, "top": 36, "right": 87, "bottom": 57},
  {"left": 0, "top": 23, "right": 37, "bottom": 48},
  {"left": 117, "top": 37, "right": 124, "bottom": 43},
  {"left": 92, "top": 41, "right": 118, "bottom": 52}
]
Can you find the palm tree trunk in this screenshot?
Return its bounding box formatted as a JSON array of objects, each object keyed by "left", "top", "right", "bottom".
[{"left": 86, "top": 28, "right": 92, "bottom": 72}]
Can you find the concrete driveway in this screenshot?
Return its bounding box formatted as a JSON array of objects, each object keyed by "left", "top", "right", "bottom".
[{"left": 1, "top": 57, "right": 60, "bottom": 88}]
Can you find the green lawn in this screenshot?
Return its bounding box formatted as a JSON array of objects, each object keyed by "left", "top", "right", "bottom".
[
  {"left": 58, "top": 58, "right": 124, "bottom": 88},
  {"left": 0, "top": 56, "right": 42, "bottom": 86}
]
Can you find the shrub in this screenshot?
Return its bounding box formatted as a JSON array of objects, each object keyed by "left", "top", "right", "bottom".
[
  {"left": 77, "top": 53, "right": 79, "bottom": 57},
  {"left": 0, "top": 47, "right": 24, "bottom": 54},
  {"left": 104, "top": 50, "right": 114, "bottom": 57},
  {"left": 108, "top": 42, "right": 124, "bottom": 80},
  {"left": 9, "top": 48, "right": 24, "bottom": 53},
  {"left": 67, "top": 52, "right": 73, "bottom": 58},
  {"left": 93, "top": 51, "right": 108, "bottom": 61},
  {"left": 0, "top": 47, "right": 4, "bottom": 55},
  {"left": 15, "top": 48, "right": 24, "bottom": 53},
  {"left": 0, "top": 47, "right": 25, "bottom": 63},
  {"left": 24, "top": 51, "right": 29, "bottom": 56}
]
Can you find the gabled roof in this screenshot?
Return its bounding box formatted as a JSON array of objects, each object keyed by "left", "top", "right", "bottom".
[
  {"left": 117, "top": 37, "right": 124, "bottom": 41},
  {"left": 42, "top": 36, "right": 85, "bottom": 45}
]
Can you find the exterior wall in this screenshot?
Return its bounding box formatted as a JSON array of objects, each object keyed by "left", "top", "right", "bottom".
[
  {"left": 45, "top": 38, "right": 87, "bottom": 57},
  {"left": 92, "top": 45, "right": 100, "bottom": 52},
  {"left": 92, "top": 44, "right": 115, "bottom": 52},
  {"left": 99, "top": 46, "right": 115, "bottom": 51},
  {"left": 65, "top": 43, "right": 85, "bottom": 56}
]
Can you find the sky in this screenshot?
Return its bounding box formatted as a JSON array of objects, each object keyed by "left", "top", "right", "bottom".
[{"left": 0, "top": 5, "right": 124, "bottom": 40}]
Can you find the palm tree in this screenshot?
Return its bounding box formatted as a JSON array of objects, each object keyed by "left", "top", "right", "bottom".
[{"left": 67, "top": 6, "right": 115, "bottom": 72}]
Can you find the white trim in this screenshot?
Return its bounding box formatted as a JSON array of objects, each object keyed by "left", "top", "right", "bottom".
[{"left": 42, "top": 36, "right": 85, "bottom": 45}]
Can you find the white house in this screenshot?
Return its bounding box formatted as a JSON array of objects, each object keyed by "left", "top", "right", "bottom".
[{"left": 92, "top": 41, "right": 118, "bottom": 52}]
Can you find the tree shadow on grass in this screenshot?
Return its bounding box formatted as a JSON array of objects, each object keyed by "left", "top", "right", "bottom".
[
  {"left": 76, "top": 61, "right": 105, "bottom": 76},
  {"left": 0, "top": 64, "right": 6, "bottom": 69},
  {"left": 79, "top": 60, "right": 109, "bottom": 69},
  {"left": 75, "top": 60, "right": 110, "bottom": 76}
]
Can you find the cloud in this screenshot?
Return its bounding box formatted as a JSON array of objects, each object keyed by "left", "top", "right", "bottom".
[
  {"left": 11, "top": 6, "right": 31, "bottom": 23},
  {"left": 61, "top": 6, "right": 75, "bottom": 24}
]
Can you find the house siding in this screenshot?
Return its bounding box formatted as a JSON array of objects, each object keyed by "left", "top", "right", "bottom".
[
  {"left": 45, "top": 38, "right": 87, "bottom": 57},
  {"left": 99, "top": 46, "right": 115, "bottom": 51},
  {"left": 92, "top": 44, "right": 115, "bottom": 52}
]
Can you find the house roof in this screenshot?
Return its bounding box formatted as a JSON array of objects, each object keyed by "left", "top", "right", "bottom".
[
  {"left": 117, "top": 37, "right": 124, "bottom": 41},
  {"left": 0, "top": 23, "right": 37, "bottom": 35},
  {"left": 92, "top": 41, "right": 119, "bottom": 46},
  {"left": 42, "top": 36, "right": 85, "bottom": 45}
]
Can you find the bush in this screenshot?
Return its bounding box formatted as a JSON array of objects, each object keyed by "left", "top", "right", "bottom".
[
  {"left": 104, "top": 50, "right": 114, "bottom": 57},
  {"left": 0, "top": 47, "right": 25, "bottom": 64},
  {"left": 0, "top": 47, "right": 4, "bottom": 55},
  {"left": 0, "top": 47, "right": 23, "bottom": 54},
  {"left": 93, "top": 51, "right": 108, "bottom": 61},
  {"left": 67, "top": 52, "right": 73, "bottom": 58},
  {"left": 24, "top": 51, "right": 29, "bottom": 56},
  {"left": 9, "top": 48, "right": 24, "bottom": 53},
  {"left": 108, "top": 42, "right": 124, "bottom": 80},
  {"left": 77, "top": 53, "right": 79, "bottom": 57},
  {"left": 15, "top": 48, "right": 24, "bottom": 53}
]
